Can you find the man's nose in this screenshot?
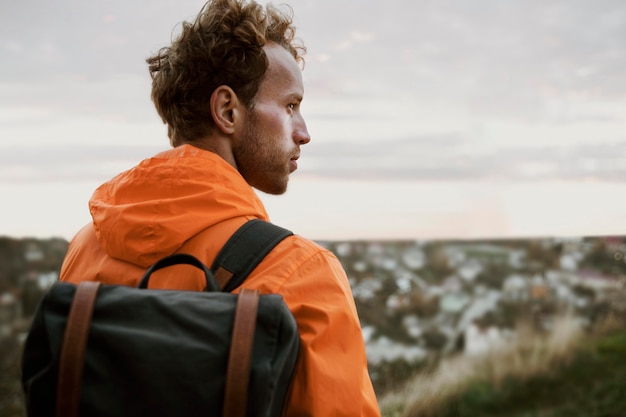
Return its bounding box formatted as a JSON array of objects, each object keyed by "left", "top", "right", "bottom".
[{"left": 294, "top": 116, "right": 311, "bottom": 145}]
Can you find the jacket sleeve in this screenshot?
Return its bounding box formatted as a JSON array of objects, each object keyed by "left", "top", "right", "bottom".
[{"left": 277, "top": 248, "right": 381, "bottom": 417}]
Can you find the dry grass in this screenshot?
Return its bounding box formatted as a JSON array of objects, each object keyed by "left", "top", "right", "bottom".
[{"left": 378, "top": 312, "right": 612, "bottom": 417}]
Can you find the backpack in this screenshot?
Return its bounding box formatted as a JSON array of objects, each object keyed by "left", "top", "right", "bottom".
[{"left": 21, "top": 219, "right": 300, "bottom": 417}]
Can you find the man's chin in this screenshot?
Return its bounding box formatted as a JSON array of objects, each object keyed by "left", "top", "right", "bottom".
[
  {"left": 253, "top": 182, "right": 289, "bottom": 196},
  {"left": 256, "top": 188, "right": 288, "bottom": 196}
]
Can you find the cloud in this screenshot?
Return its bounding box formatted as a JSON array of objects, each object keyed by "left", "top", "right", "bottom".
[
  {"left": 2, "top": 0, "right": 626, "bottom": 186},
  {"left": 2, "top": 0, "right": 626, "bottom": 240},
  {"left": 300, "top": 135, "right": 626, "bottom": 182},
  {"left": 0, "top": 76, "right": 155, "bottom": 125},
  {"left": 4, "top": 135, "right": 625, "bottom": 185},
  {"left": 0, "top": 0, "right": 204, "bottom": 81},
  {"left": 0, "top": 143, "right": 164, "bottom": 183},
  {"left": 298, "top": 0, "right": 626, "bottom": 124},
  {"left": 335, "top": 31, "right": 376, "bottom": 51}
]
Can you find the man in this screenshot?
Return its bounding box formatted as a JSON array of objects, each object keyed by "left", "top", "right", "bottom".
[{"left": 59, "top": 0, "right": 381, "bottom": 415}]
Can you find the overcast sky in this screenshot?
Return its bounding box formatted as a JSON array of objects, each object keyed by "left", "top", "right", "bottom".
[{"left": 1, "top": 0, "right": 626, "bottom": 241}]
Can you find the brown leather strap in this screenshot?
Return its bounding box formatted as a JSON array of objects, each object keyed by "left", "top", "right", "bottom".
[
  {"left": 56, "top": 281, "right": 101, "bottom": 417},
  {"left": 214, "top": 266, "right": 234, "bottom": 290},
  {"left": 223, "top": 288, "right": 260, "bottom": 417}
]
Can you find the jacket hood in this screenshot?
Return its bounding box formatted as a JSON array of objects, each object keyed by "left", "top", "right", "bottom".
[{"left": 89, "top": 144, "right": 269, "bottom": 267}]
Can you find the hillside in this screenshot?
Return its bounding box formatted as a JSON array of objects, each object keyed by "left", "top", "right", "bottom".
[
  {"left": 379, "top": 316, "right": 626, "bottom": 416},
  {"left": 1, "top": 234, "right": 625, "bottom": 416}
]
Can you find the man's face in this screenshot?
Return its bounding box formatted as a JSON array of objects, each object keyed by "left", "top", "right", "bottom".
[{"left": 233, "top": 43, "right": 311, "bottom": 195}]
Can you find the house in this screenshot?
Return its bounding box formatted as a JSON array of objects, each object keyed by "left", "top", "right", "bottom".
[
  {"left": 0, "top": 292, "right": 20, "bottom": 338},
  {"left": 24, "top": 242, "right": 45, "bottom": 263},
  {"left": 401, "top": 245, "right": 426, "bottom": 270},
  {"left": 464, "top": 320, "right": 506, "bottom": 356},
  {"left": 445, "top": 243, "right": 526, "bottom": 269},
  {"left": 528, "top": 274, "right": 552, "bottom": 301},
  {"left": 502, "top": 274, "right": 528, "bottom": 302}
]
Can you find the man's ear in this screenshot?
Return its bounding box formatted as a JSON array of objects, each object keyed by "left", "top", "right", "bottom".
[{"left": 210, "top": 85, "right": 240, "bottom": 135}]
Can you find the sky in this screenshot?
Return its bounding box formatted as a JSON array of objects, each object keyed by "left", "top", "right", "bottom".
[{"left": 1, "top": 0, "right": 626, "bottom": 241}]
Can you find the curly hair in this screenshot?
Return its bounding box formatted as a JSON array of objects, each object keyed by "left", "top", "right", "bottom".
[{"left": 146, "top": 0, "right": 306, "bottom": 146}]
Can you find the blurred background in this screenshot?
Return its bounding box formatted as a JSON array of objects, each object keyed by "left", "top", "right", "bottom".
[
  {"left": 2, "top": 0, "right": 626, "bottom": 415},
  {"left": 1, "top": 0, "right": 626, "bottom": 241}
]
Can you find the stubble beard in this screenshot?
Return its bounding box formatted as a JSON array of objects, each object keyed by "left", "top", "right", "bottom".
[{"left": 235, "top": 111, "right": 291, "bottom": 195}]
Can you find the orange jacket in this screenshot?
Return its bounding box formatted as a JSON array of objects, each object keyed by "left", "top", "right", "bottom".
[{"left": 59, "top": 144, "right": 381, "bottom": 416}]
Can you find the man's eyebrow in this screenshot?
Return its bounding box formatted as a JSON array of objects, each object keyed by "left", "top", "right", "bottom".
[{"left": 288, "top": 93, "right": 303, "bottom": 102}]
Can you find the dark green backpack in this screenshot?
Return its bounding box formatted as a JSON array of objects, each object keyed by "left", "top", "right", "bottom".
[{"left": 21, "top": 220, "right": 300, "bottom": 417}]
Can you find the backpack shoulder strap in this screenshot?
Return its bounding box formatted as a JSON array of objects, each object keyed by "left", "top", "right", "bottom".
[{"left": 211, "top": 219, "right": 293, "bottom": 292}]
